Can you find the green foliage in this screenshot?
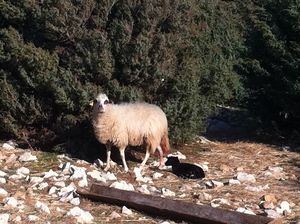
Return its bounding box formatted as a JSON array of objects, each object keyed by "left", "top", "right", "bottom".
[
  {"left": 237, "top": 0, "right": 300, "bottom": 132},
  {"left": 0, "top": 0, "right": 246, "bottom": 147}
]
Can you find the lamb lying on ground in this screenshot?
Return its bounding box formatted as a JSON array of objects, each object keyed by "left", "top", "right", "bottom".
[
  {"left": 91, "top": 93, "right": 170, "bottom": 172},
  {"left": 165, "top": 156, "right": 205, "bottom": 179}
]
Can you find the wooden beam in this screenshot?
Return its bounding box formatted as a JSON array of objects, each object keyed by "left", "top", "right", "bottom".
[{"left": 78, "top": 184, "right": 280, "bottom": 224}]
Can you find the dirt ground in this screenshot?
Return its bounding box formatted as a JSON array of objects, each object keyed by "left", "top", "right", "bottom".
[{"left": 0, "top": 139, "right": 299, "bottom": 223}]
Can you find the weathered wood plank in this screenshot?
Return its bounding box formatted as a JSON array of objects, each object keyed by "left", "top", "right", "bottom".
[{"left": 78, "top": 184, "right": 280, "bottom": 224}]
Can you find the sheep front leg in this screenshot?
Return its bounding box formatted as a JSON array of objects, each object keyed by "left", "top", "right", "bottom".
[
  {"left": 141, "top": 145, "right": 150, "bottom": 167},
  {"left": 104, "top": 144, "right": 111, "bottom": 171},
  {"left": 119, "top": 147, "right": 129, "bottom": 172}
]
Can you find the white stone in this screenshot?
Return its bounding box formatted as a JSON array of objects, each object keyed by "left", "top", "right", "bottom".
[
  {"left": 59, "top": 162, "right": 71, "bottom": 174},
  {"left": 210, "top": 198, "right": 230, "bottom": 208},
  {"left": 38, "top": 182, "right": 49, "bottom": 190},
  {"left": 16, "top": 167, "right": 30, "bottom": 176},
  {"left": 28, "top": 215, "right": 39, "bottom": 221},
  {"left": 66, "top": 207, "right": 94, "bottom": 223},
  {"left": 2, "top": 143, "right": 15, "bottom": 150},
  {"left": 18, "top": 152, "right": 37, "bottom": 162},
  {"left": 211, "top": 180, "right": 224, "bottom": 188},
  {"left": 122, "top": 206, "right": 133, "bottom": 216},
  {"left": 13, "top": 215, "right": 21, "bottom": 222},
  {"left": 78, "top": 177, "right": 88, "bottom": 188},
  {"left": 110, "top": 181, "right": 135, "bottom": 191},
  {"left": 137, "top": 184, "right": 150, "bottom": 195},
  {"left": 228, "top": 179, "right": 241, "bottom": 185},
  {"left": 110, "top": 211, "right": 121, "bottom": 219},
  {"left": 30, "top": 176, "right": 44, "bottom": 184},
  {"left": 268, "top": 166, "right": 283, "bottom": 173},
  {"left": 9, "top": 174, "right": 25, "bottom": 180},
  {"left": 44, "top": 169, "right": 59, "bottom": 179},
  {"left": 161, "top": 188, "right": 175, "bottom": 197},
  {"left": 35, "top": 201, "right": 50, "bottom": 214},
  {"left": 148, "top": 186, "right": 159, "bottom": 193},
  {"left": 236, "top": 207, "right": 256, "bottom": 215},
  {"left": 236, "top": 172, "right": 256, "bottom": 183},
  {"left": 136, "top": 176, "right": 153, "bottom": 184},
  {"left": 0, "top": 188, "right": 8, "bottom": 197},
  {"left": 102, "top": 172, "right": 117, "bottom": 181},
  {"left": 54, "top": 181, "right": 66, "bottom": 188},
  {"left": 0, "top": 213, "right": 10, "bottom": 224},
  {"left": 279, "top": 201, "right": 291, "bottom": 213},
  {"left": 87, "top": 170, "right": 106, "bottom": 183},
  {"left": 49, "top": 186, "right": 57, "bottom": 195},
  {"left": 3, "top": 197, "right": 18, "bottom": 207},
  {"left": 70, "top": 197, "right": 80, "bottom": 206},
  {"left": 70, "top": 169, "right": 87, "bottom": 181},
  {"left": 0, "top": 170, "right": 7, "bottom": 177},
  {"left": 265, "top": 209, "right": 281, "bottom": 219},
  {"left": 0, "top": 178, "right": 6, "bottom": 184},
  {"left": 152, "top": 172, "right": 163, "bottom": 179}
]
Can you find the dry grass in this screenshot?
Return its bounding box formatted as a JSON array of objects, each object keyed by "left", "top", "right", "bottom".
[{"left": 0, "top": 141, "right": 299, "bottom": 223}]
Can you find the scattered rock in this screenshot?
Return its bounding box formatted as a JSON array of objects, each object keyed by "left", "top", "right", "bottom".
[
  {"left": 28, "top": 215, "right": 39, "bottom": 221},
  {"left": 16, "top": 167, "right": 30, "bottom": 176},
  {"left": 236, "top": 172, "right": 256, "bottom": 183},
  {"left": 0, "top": 188, "right": 8, "bottom": 197},
  {"left": 30, "top": 177, "right": 44, "bottom": 185},
  {"left": 102, "top": 172, "right": 117, "bottom": 181},
  {"left": 110, "top": 181, "right": 134, "bottom": 191},
  {"left": 206, "top": 180, "right": 224, "bottom": 189},
  {"left": 264, "top": 166, "right": 285, "bottom": 179},
  {"left": 264, "top": 209, "right": 281, "bottom": 219},
  {"left": 161, "top": 188, "right": 175, "bottom": 197},
  {"left": 152, "top": 172, "right": 163, "bottom": 179},
  {"left": 13, "top": 215, "right": 21, "bottom": 222},
  {"left": 49, "top": 186, "right": 57, "bottom": 195},
  {"left": 228, "top": 179, "right": 241, "bottom": 185},
  {"left": 18, "top": 152, "right": 37, "bottom": 162},
  {"left": 66, "top": 207, "right": 94, "bottom": 223},
  {"left": 2, "top": 142, "right": 15, "bottom": 150},
  {"left": 78, "top": 177, "right": 88, "bottom": 188},
  {"left": 0, "top": 214, "right": 9, "bottom": 224},
  {"left": 179, "top": 184, "right": 193, "bottom": 192},
  {"left": 44, "top": 169, "right": 59, "bottom": 179},
  {"left": 54, "top": 181, "right": 66, "bottom": 188},
  {"left": 3, "top": 197, "right": 19, "bottom": 208},
  {"left": 70, "top": 197, "right": 80, "bottom": 206},
  {"left": 87, "top": 170, "right": 106, "bottom": 183},
  {"left": 122, "top": 206, "right": 133, "bottom": 216},
  {"left": 276, "top": 201, "right": 291, "bottom": 215},
  {"left": 210, "top": 198, "right": 230, "bottom": 208},
  {"left": 35, "top": 201, "right": 51, "bottom": 214},
  {"left": 0, "top": 170, "right": 7, "bottom": 177},
  {"left": 236, "top": 207, "right": 256, "bottom": 215},
  {"left": 220, "top": 164, "right": 231, "bottom": 172},
  {"left": 110, "top": 211, "right": 121, "bottom": 219},
  {"left": 0, "top": 178, "right": 6, "bottom": 184},
  {"left": 194, "top": 192, "right": 212, "bottom": 201},
  {"left": 38, "top": 182, "right": 49, "bottom": 190},
  {"left": 137, "top": 184, "right": 150, "bottom": 195}
]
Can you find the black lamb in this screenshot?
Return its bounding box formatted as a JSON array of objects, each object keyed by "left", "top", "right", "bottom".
[{"left": 165, "top": 156, "right": 205, "bottom": 179}]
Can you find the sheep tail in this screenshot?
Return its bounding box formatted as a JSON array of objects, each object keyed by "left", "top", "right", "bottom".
[{"left": 160, "top": 132, "right": 170, "bottom": 154}]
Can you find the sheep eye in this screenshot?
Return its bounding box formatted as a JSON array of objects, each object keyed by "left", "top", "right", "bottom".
[{"left": 104, "top": 100, "right": 109, "bottom": 104}]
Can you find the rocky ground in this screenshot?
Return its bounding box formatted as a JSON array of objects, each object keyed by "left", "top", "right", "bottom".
[{"left": 0, "top": 138, "right": 299, "bottom": 224}]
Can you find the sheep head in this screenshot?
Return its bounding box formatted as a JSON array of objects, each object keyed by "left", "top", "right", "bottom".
[{"left": 92, "top": 93, "right": 111, "bottom": 113}]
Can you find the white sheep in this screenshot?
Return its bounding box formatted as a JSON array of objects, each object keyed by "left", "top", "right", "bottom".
[{"left": 91, "top": 93, "right": 170, "bottom": 172}]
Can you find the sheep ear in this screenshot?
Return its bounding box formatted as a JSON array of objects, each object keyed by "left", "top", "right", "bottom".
[{"left": 89, "top": 100, "right": 94, "bottom": 107}]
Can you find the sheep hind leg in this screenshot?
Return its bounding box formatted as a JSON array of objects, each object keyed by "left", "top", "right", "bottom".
[
  {"left": 140, "top": 145, "right": 151, "bottom": 167},
  {"left": 157, "top": 146, "right": 165, "bottom": 169},
  {"left": 119, "top": 147, "right": 129, "bottom": 172},
  {"left": 104, "top": 144, "right": 112, "bottom": 171}
]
